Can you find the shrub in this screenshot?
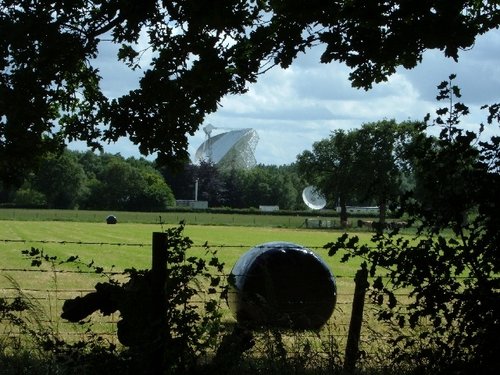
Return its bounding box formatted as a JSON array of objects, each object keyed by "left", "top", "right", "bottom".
[{"left": 325, "top": 76, "right": 500, "bottom": 374}]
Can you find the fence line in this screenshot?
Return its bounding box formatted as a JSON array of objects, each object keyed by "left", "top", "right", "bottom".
[
  {"left": 0, "top": 267, "right": 122, "bottom": 275},
  {"left": 0, "top": 237, "right": 336, "bottom": 250},
  {"left": 0, "top": 286, "right": 361, "bottom": 339},
  {"left": 0, "top": 265, "right": 410, "bottom": 369},
  {"left": 0, "top": 262, "right": 478, "bottom": 294},
  {"left": 3, "top": 238, "right": 487, "bottom": 280},
  {"left": 1, "top": 234, "right": 487, "bottom": 372},
  {"left": 0, "top": 238, "right": 149, "bottom": 247}
]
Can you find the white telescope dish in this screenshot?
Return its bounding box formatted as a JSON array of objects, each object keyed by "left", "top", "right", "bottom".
[
  {"left": 195, "top": 128, "right": 259, "bottom": 170},
  {"left": 302, "top": 186, "right": 327, "bottom": 210}
]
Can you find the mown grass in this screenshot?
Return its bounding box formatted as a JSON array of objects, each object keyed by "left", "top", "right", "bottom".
[
  {"left": 0, "top": 217, "right": 375, "bottom": 333},
  {"left": 0, "top": 220, "right": 373, "bottom": 276},
  {"left": 0, "top": 208, "right": 336, "bottom": 228},
  {"left": 0, "top": 210, "right": 421, "bottom": 374}
]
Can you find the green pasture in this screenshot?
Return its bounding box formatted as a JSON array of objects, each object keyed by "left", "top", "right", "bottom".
[
  {"left": 0, "top": 208, "right": 330, "bottom": 228},
  {"left": 0, "top": 220, "right": 371, "bottom": 280},
  {"left": 0, "top": 208, "right": 410, "bottom": 279},
  {"left": 0, "top": 211, "right": 415, "bottom": 362},
  {"left": 0, "top": 217, "right": 374, "bottom": 326}
]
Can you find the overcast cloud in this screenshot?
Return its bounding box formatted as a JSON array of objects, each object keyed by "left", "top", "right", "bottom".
[{"left": 73, "top": 29, "right": 500, "bottom": 166}]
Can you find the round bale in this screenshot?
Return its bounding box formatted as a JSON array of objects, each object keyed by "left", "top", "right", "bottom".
[
  {"left": 227, "top": 241, "right": 337, "bottom": 330},
  {"left": 106, "top": 215, "right": 117, "bottom": 224}
]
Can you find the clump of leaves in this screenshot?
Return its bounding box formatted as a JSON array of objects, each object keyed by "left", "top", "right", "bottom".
[{"left": 325, "top": 76, "right": 500, "bottom": 375}]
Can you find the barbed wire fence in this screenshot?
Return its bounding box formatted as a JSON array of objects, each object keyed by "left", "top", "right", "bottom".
[{"left": 0, "top": 236, "right": 408, "bottom": 369}]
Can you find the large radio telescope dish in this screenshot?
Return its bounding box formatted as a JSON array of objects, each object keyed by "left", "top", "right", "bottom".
[
  {"left": 302, "top": 186, "right": 327, "bottom": 210},
  {"left": 195, "top": 127, "right": 259, "bottom": 170}
]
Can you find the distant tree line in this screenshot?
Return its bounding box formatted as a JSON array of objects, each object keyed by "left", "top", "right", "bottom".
[
  {"left": 0, "top": 151, "right": 175, "bottom": 211},
  {"left": 0, "top": 150, "right": 309, "bottom": 211},
  {"left": 0, "top": 122, "right": 424, "bottom": 214},
  {"left": 159, "top": 161, "right": 306, "bottom": 210}
]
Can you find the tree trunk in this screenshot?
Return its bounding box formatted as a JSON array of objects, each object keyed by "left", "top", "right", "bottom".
[
  {"left": 378, "top": 200, "right": 386, "bottom": 224},
  {"left": 377, "top": 199, "right": 387, "bottom": 234},
  {"left": 340, "top": 196, "right": 349, "bottom": 227}
]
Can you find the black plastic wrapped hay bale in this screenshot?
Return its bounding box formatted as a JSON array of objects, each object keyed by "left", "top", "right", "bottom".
[
  {"left": 106, "top": 215, "right": 117, "bottom": 224},
  {"left": 228, "top": 241, "right": 337, "bottom": 330}
]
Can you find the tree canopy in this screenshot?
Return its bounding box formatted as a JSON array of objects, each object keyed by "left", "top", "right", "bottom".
[
  {"left": 3, "top": 150, "right": 176, "bottom": 211},
  {"left": 1, "top": 150, "right": 306, "bottom": 210},
  {"left": 297, "top": 128, "right": 359, "bottom": 222},
  {"left": 2, "top": 1, "right": 499, "bottom": 184},
  {"left": 297, "top": 119, "right": 419, "bottom": 224},
  {"left": 159, "top": 161, "right": 305, "bottom": 210},
  {"left": 326, "top": 77, "right": 500, "bottom": 373}
]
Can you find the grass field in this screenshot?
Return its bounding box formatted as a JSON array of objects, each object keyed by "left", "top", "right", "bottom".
[
  {"left": 0, "top": 219, "right": 373, "bottom": 269},
  {"left": 0, "top": 209, "right": 414, "bottom": 375},
  {"left": 0, "top": 210, "right": 393, "bottom": 350},
  {"left": 0, "top": 208, "right": 337, "bottom": 228},
  {"left": 0, "top": 209, "right": 473, "bottom": 374},
  {"left": 0, "top": 207, "right": 381, "bottom": 276}
]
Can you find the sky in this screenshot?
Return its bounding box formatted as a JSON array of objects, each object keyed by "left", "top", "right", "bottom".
[{"left": 73, "top": 28, "right": 500, "bottom": 166}]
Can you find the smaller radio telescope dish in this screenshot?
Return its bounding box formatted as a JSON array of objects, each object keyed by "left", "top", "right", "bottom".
[{"left": 302, "top": 186, "right": 327, "bottom": 210}]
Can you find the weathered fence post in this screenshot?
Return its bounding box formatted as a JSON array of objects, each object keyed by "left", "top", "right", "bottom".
[
  {"left": 343, "top": 262, "right": 369, "bottom": 374},
  {"left": 150, "top": 232, "right": 168, "bottom": 374}
]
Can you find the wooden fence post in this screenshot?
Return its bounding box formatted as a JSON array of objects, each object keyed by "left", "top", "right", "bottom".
[
  {"left": 150, "top": 232, "right": 168, "bottom": 374},
  {"left": 343, "top": 262, "right": 369, "bottom": 374}
]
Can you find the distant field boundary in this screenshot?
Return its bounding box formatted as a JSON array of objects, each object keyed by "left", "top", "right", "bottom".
[
  {"left": 0, "top": 208, "right": 334, "bottom": 228},
  {"left": 0, "top": 208, "right": 401, "bottom": 230}
]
